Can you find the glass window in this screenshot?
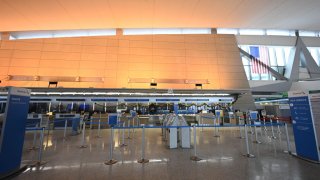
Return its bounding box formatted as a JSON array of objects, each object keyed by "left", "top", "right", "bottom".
[
  {"left": 239, "top": 29, "right": 265, "bottom": 35},
  {"left": 268, "top": 48, "right": 277, "bottom": 66},
  {"left": 242, "top": 57, "right": 250, "bottom": 65},
  {"left": 284, "top": 47, "right": 292, "bottom": 64},
  {"left": 275, "top": 48, "right": 285, "bottom": 66},
  {"left": 244, "top": 66, "right": 251, "bottom": 80},
  {"left": 217, "top": 28, "right": 238, "bottom": 35}
]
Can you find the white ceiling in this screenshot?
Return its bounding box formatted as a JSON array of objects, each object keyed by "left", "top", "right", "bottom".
[{"left": 1, "top": 0, "right": 320, "bottom": 32}]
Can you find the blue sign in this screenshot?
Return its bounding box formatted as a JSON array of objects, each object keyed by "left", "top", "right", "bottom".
[
  {"left": 0, "top": 87, "right": 31, "bottom": 177},
  {"left": 289, "top": 95, "right": 320, "bottom": 162},
  {"left": 108, "top": 114, "right": 118, "bottom": 126}
]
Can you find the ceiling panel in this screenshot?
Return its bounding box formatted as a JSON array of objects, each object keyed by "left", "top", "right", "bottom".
[{"left": 1, "top": 0, "right": 320, "bottom": 32}]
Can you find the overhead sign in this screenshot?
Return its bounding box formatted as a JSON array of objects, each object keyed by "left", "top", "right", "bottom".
[{"left": 288, "top": 91, "right": 320, "bottom": 162}]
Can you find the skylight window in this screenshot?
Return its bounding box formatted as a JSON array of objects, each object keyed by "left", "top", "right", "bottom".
[
  {"left": 9, "top": 29, "right": 116, "bottom": 40},
  {"left": 239, "top": 29, "right": 265, "bottom": 35},
  {"left": 216, "top": 28, "right": 238, "bottom": 35},
  {"left": 123, "top": 28, "right": 211, "bottom": 35}
]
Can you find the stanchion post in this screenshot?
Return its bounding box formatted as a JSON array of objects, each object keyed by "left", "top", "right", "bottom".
[
  {"left": 31, "top": 127, "right": 47, "bottom": 167},
  {"left": 29, "top": 123, "right": 39, "bottom": 150},
  {"left": 96, "top": 113, "right": 102, "bottom": 138},
  {"left": 105, "top": 127, "right": 117, "bottom": 165},
  {"left": 127, "top": 118, "right": 131, "bottom": 139},
  {"left": 190, "top": 125, "right": 201, "bottom": 161},
  {"left": 239, "top": 117, "right": 244, "bottom": 139},
  {"left": 138, "top": 125, "right": 149, "bottom": 163},
  {"left": 253, "top": 124, "right": 262, "bottom": 144},
  {"left": 80, "top": 121, "right": 88, "bottom": 148},
  {"left": 120, "top": 122, "right": 127, "bottom": 147},
  {"left": 63, "top": 119, "right": 68, "bottom": 140},
  {"left": 270, "top": 117, "right": 276, "bottom": 139},
  {"left": 214, "top": 117, "right": 220, "bottom": 138},
  {"left": 243, "top": 125, "right": 255, "bottom": 158},
  {"left": 284, "top": 123, "right": 292, "bottom": 154}
]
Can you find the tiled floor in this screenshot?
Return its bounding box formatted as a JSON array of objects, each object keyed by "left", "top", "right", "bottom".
[{"left": 15, "top": 125, "right": 320, "bottom": 180}]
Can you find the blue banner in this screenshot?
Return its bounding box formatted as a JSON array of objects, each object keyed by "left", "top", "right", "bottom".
[
  {"left": 0, "top": 88, "right": 31, "bottom": 176},
  {"left": 289, "top": 95, "right": 320, "bottom": 162}
]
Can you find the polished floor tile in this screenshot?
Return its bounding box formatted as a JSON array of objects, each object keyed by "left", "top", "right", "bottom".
[{"left": 15, "top": 125, "right": 320, "bottom": 180}]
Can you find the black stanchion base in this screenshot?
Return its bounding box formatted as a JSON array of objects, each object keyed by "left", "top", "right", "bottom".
[
  {"left": 28, "top": 146, "right": 39, "bottom": 151},
  {"left": 243, "top": 154, "right": 255, "bottom": 158},
  {"left": 253, "top": 140, "right": 262, "bottom": 144},
  {"left": 238, "top": 136, "right": 244, "bottom": 139},
  {"left": 105, "top": 159, "right": 118, "bottom": 165},
  {"left": 79, "top": 145, "right": 88, "bottom": 148},
  {"left": 120, "top": 144, "right": 127, "bottom": 147},
  {"left": 29, "top": 161, "right": 48, "bottom": 167},
  {"left": 137, "top": 159, "right": 149, "bottom": 164},
  {"left": 214, "top": 135, "right": 220, "bottom": 138},
  {"left": 190, "top": 156, "right": 202, "bottom": 161},
  {"left": 126, "top": 137, "right": 132, "bottom": 139},
  {"left": 283, "top": 150, "right": 292, "bottom": 155},
  {"left": 95, "top": 136, "right": 102, "bottom": 138}
]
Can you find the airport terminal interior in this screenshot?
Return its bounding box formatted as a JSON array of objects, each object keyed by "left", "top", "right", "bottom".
[{"left": 1, "top": 0, "right": 320, "bottom": 179}]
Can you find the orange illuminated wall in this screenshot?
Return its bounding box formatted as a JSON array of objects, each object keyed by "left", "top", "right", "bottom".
[{"left": 0, "top": 34, "right": 249, "bottom": 90}]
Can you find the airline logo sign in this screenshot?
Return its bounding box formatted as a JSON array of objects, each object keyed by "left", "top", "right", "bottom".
[{"left": 9, "top": 87, "right": 31, "bottom": 97}]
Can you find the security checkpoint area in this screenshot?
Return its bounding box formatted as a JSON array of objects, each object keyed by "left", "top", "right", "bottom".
[{"left": 0, "top": 87, "right": 319, "bottom": 180}]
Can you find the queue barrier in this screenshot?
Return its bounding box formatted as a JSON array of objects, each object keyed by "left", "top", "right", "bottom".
[{"left": 24, "top": 120, "right": 291, "bottom": 167}]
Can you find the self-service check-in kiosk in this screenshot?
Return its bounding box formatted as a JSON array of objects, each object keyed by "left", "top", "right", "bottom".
[{"left": 0, "top": 87, "right": 31, "bottom": 179}]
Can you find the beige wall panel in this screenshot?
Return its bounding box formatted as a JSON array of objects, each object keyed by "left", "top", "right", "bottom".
[
  {"left": 38, "top": 68, "right": 78, "bottom": 76},
  {"left": 82, "top": 45, "right": 107, "bottom": 54},
  {"left": 8, "top": 67, "right": 37, "bottom": 75},
  {"left": 219, "top": 66, "right": 246, "bottom": 73},
  {"left": 124, "top": 35, "right": 153, "bottom": 41},
  {"left": 185, "top": 35, "right": 208, "bottom": 43},
  {"left": 81, "top": 53, "right": 105, "bottom": 61},
  {"left": 0, "top": 67, "right": 8, "bottom": 75},
  {"left": 60, "top": 38, "right": 82, "bottom": 45},
  {"left": 0, "top": 40, "right": 16, "bottom": 49},
  {"left": 80, "top": 61, "right": 105, "bottom": 69},
  {"left": 130, "top": 55, "right": 152, "bottom": 63},
  {"left": 186, "top": 57, "right": 208, "bottom": 64},
  {"left": 153, "top": 41, "right": 185, "bottom": 50},
  {"left": 117, "top": 54, "right": 130, "bottom": 62},
  {"left": 118, "top": 47, "right": 130, "bottom": 54},
  {"left": 153, "top": 63, "right": 186, "bottom": 71},
  {"left": 152, "top": 71, "right": 186, "bottom": 79},
  {"left": 106, "top": 54, "right": 118, "bottom": 61},
  {"left": 105, "top": 61, "right": 117, "bottom": 69},
  {"left": 107, "top": 46, "right": 119, "bottom": 54},
  {"left": 130, "top": 41, "right": 153, "bottom": 48},
  {"left": 207, "top": 58, "right": 218, "bottom": 64},
  {"left": 128, "top": 70, "right": 153, "bottom": 78},
  {"left": 131, "top": 47, "right": 153, "bottom": 56},
  {"left": 15, "top": 42, "right": 43, "bottom": 51},
  {"left": 220, "top": 79, "right": 249, "bottom": 89},
  {"left": 129, "top": 83, "right": 150, "bottom": 89},
  {"left": 186, "top": 49, "right": 208, "bottom": 57},
  {"left": 153, "top": 56, "right": 185, "bottom": 64},
  {"left": 186, "top": 64, "right": 209, "bottom": 72},
  {"left": 13, "top": 50, "right": 41, "bottom": 59},
  {"left": 117, "top": 62, "right": 130, "bottom": 70},
  {"left": 10, "top": 59, "right": 38, "bottom": 67},
  {"left": 0, "top": 49, "right": 13, "bottom": 58},
  {"left": 17, "top": 39, "right": 43, "bottom": 43},
  {"left": 128, "top": 63, "right": 153, "bottom": 71},
  {"left": 41, "top": 52, "right": 64, "bottom": 60},
  {"left": 186, "top": 71, "right": 208, "bottom": 79},
  {"left": 153, "top": 35, "right": 185, "bottom": 43},
  {"left": 43, "top": 44, "right": 81, "bottom": 52},
  {"left": 81, "top": 38, "right": 107, "bottom": 46},
  {"left": 39, "top": 60, "right": 78, "bottom": 68},
  {"left": 154, "top": 48, "right": 185, "bottom": 57},
  {"left": 107, "top": 39, "right": 119, "bottom": 47},
  {"left": 104, "top": 70, "right": 117, "bottom": 78},
  {"left": 104, "top": 78, "right": 117, "bottom": 87},
  {"left": 0, "top": 57, "right": 11, "bottom": 66},
  {"left": 118, "top": 40, "right": 130, "bottom": 47},
  {"left": 185, "top": 43, "right": 209, "bottom": 50},
  {"left": 79, "top": 69, "right": 104, "bottom": 77}
]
